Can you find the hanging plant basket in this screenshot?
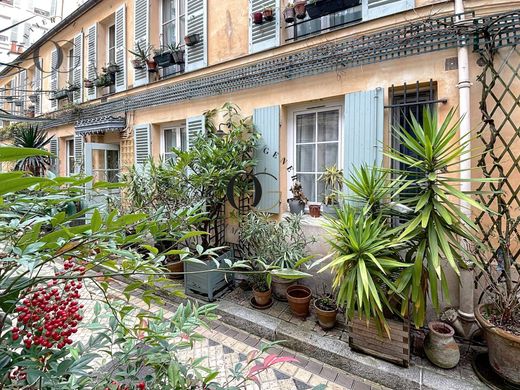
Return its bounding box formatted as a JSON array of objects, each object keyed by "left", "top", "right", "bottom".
[
  {"left": 252, "top": 11, "right": 263, "bottom": 25},
  {"left": 153, "top": 51, "right": 174, "bottom": 68},
  {"left": 263, "top": 8, "right": 275, "bottom": 22},
  {"left": 283, "top": 7, "right": 296, "bottom": 23},
  {"left": 84, "top": 79, "right": 94, "bottom": 88},
  {"left": 307, "top": 0, "right": 359, "bottom": 19},
  {"left": 171, "top": 49, "right": 185, "bottom": 64},
  {"left": 184, "top": 33, "right": 201, "bottom": 47},
  {"left": 28, "top": 94, "right": 38, "bottom": 103},
  {"left": 131, "top": 58, "right": 145, "bottom": 69}
]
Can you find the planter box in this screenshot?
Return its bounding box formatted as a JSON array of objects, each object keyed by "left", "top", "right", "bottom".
[
  {"left": 185, "top": 249, "right": 234, "bottom": 302},
  {"left": 348, "top": 317, "right": 410, "bottom": 367},
  {"left": 153, "top": 52, "right": 174, "bottom": 67},
  {"left": 172, "top": 50, "right": 185, "bottom": 64},
  {"left": 307, "top": 0, "right": 360, "bottom": 19}
]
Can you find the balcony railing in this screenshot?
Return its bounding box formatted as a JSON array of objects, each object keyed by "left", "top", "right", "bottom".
[{"left": 285, "top": 1, "right": 362, "bottom": 42}]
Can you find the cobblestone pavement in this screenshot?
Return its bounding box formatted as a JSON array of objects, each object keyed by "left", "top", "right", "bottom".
[{"left": 77, "top": 278, "right": 387, "bottom": 390}]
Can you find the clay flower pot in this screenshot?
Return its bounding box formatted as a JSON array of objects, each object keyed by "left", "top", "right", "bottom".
[
  {"left": 263, "top": 8, "right": 274, "bottom": 21},
  {"left": 165, "top": 258, "right": 184, "bottom": 280},
  {"left": 286, "top": 285, "right": 312, "bottom": 317},
  {"left": 146, "top": 59, "right": 157, "bottom": 72},
  {"left": 476, "top": 303, "right": 520, "bottom": 384},
  {"left": 253, "top": 288, "right": 272, "bottom": 307},
  {"left": 314, "top": 301, "right": 337, "bottom": 330},
  {"left": 132, "top": 58, "right": 145, "bottom": 69},
  {"left": 424, "top": 321, "right": 460, "bottom": 369},
  {"left": 308, "top": 202, "right": 321, "bottom": 218},
  {"left": 252, "top": 11, "right": 263, "bottom": 24}
]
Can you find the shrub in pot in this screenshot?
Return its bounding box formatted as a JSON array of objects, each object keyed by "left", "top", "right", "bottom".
[
  {"left": 128, "top": 42, "right": 153, "bottom": 70},
  {"left": 287, "top": 179, "right": 307, "bottom": 214},
  {"left": 249, "top": 273, "right": 272, "bottom": 308},
  {"left": 319, "top": 165, "right": 343, "bottom": 215},
  {"left": 314, "top": 292, "right": 337, "bottom": 330},
  {"left": 168, "top": 43, "right": 185, "bottom": 64}
]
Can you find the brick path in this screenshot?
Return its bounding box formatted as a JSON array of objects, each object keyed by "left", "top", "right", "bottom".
[{"left": 76, "top": 278, "right": 387, "bottom": 390}]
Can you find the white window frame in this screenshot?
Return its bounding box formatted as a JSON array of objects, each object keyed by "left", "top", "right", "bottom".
[
  {"left": 160, "top": 124, "right": 187, "bottom": 160},
  {"left": 287, "top": 102, "right": 343, "bottom": 204},
  {"left": 160, "top": 0, "right": 185, "bottom": 47},
  {"left": 66, "top": 138, "right": 75, "bottom": 176},
  {"left": 107, "top": 24, "right": 116, "bottom": 63}
]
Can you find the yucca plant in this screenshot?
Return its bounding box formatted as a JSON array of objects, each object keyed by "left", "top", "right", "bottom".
[
  {"left": 387, "top": 108, "right": 488, "bottom": 327},
  {"left": 319, "top": 205, "right": 409, "bottom": 336},
  {"left": 13, "top": 125, "right": 52, "bottom": 177}
]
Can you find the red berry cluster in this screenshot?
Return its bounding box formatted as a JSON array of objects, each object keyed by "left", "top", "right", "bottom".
[{"left": 11, "top": 259, "right": 86, "bottom": 350}]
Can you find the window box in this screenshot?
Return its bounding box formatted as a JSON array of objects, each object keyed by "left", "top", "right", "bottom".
[
  {"left": 53, "top": 89, "right": 69, "bottom": 100},
  {"left": 105, "top": 63, "right": 120, "bottom": 74},
  {"left": 307, "top": 0, "right": 360, "bottom": 19},
  {"left": 94, "top": 73, "right": 115, "bottom": 88},
  {"left": 171, "top": 49, "right": 185, "bottom": 65},
  {"left": 184, "top": 33, "right": 200, "bottom": 47},
  {"left": 153, "top": 51, "right": 174, "bottom": 68}
]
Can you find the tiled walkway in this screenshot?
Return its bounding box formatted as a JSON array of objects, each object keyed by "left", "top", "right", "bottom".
[{"left": 77, "top": 278, "right": 387, "bottom": 390}]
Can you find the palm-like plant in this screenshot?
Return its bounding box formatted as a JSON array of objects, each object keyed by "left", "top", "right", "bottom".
[
  {"left": 13, "top": 125, "right": 52, "bottom": 176},
  {"left": 387, "top": 108, "right": 487, "bottom": 327}
]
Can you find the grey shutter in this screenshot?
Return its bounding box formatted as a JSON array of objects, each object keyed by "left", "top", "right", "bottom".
[
  {"left": 87, "top": 24, "right": 97, "bottom": 100},
  {"left": 344, "top": 88, "right": 384, "bottom": 180},
  {"left": 74, "top": 134, "right": 84, "bottom": 174},
  {"left": 253, "top": 106, "right": 280, "bottom": 213},
  {"left": 72, "top": 32, "right": 83, "bottom": 103},
  {"left": 363, "top": 0, "right": 414, "bottom": 20},
  {"left": 185, "top": 0, "right": 207, "bottom": 72},
  {"left": 249, "top": 0, "right": 280, "bottom": 54},
  {"left": 134, "top": 124, "right": 151, "bottom": 164},
  {"left": 19, "top": 70, "right": 26, "bottom": 113},
  {"left": 133, "top": 0, "right": 149, "bottom": 87},
  {"left": 49, "top": 137, "right": 59, "bottom": 174},
  {"left": 50, "top": 48, "right": 58, "bottom": 110},
  {"left": 115, "top": 5, "right": 127, "bottom": 93},
  {"left": 186, "top": 115, "right": 205, "bottom": 149},
  {"left": 34, "top": 59, "right": 42, "bottom": 115}
]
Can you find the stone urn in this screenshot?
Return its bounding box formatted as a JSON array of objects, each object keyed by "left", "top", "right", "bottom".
[{"left": 424, "top": 321, "right": 460, "bottom": 369}]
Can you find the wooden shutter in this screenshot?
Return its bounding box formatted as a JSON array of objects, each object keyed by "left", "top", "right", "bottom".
[
  {"left": 343, "top": 88, "right": 384, "bottom": 180},
  {"left": 134, "top": 124, "right": 151, "bottom": 164},
  {"left": 86, "top": 24, "right": 97, "bottom": 100},
  {"left": 19, "top": 70, "right": 26, "bottom": 113},
  {"left": 249, "top": 0, "right": 280, "bottom": 54},
  {"left": 253, "top": 106, "right": 280, "bottom": 213},
  {"left": 133, "top": 0, "right": 149, "bottom": 87},
  {"left": 50, "top": 48, "right": 58, "bottom": 110},
  {"left": 115, "top": 5, "right": 127, "bottom": 93},
  {"left": 363, "top": 0, "right": 414, "bottom": 21},
  {"left": 74, "top": 134, "right": 84, "bottom": 174},
  {"left": 185, "top": 0, "right": 207, "bottom": 72},
  {"left": 186, "top": 115, "right": 205, "bottom": 149},
  {"left": 72, "top": 32, "right": 83, "bottom": 103},
  {"left": 49, "top": 137, "right": 59, "bottom": 174},
  {"left": 34, "top": 59, "right": 43, "bottom": 115}
]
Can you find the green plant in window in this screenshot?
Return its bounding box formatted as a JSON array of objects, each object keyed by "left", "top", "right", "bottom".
[{"left": 319, "top": 164, "right": 343, "bottom": 206}]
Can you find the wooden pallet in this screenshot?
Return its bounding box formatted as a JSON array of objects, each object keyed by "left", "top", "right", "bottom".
[{"left": 348, "top": 317, "right": 410, "bottom": 367}]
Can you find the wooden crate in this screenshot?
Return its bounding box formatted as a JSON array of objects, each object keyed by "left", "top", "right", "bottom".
[
  {"left": 348, "top": 317, "right": 410, "bottom": 367},
  {"left": 184, "top": 249, "right": 234, "bottom": 302}
]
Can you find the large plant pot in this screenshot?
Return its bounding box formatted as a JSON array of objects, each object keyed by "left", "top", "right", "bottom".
[
  {"left": 185, "top": 249, "right": 234, "bottom": 302},
  {"left": 307, "top": 0, "right": 360, "bottom": 19},
  {"left": 322, "top": 203, "right": 337, "bottom": 217},
  {"left": 253, "top": 288, "right": 272, "bottom": 307},
  {"left": 271, "top": 275, "right": 295, "bottom": 301},
  {"left": 475, "top": 303, "right": 520, "bottom": 385},
  {"left": 424, "top": 321, "right": 460, "bottom": 369},
  {"left": 286, "top": 285, "right": 312, "bottom": 317},
  {"left": 153, "top": 52, "right": 174, "bottom": 68},
  {"left": 165, "top": 258, "right": 184, "bottom": 280},
  {"left": 288, "top": 199, "right": 305, "bottom": 214},
  {"left": 171, "top": 50, "right": 185, "bottom": 64},
  {"left": 314, "top": 301, "right": 337, "bottom": 330}
]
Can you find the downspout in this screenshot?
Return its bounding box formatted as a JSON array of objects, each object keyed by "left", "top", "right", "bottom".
[{"left": 454, "top": 0, "right": 476, "bottom": 337}]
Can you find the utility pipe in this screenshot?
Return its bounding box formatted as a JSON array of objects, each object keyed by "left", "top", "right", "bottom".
[{"left": 454, "top": 0, "right": 476, "bottom": 330}]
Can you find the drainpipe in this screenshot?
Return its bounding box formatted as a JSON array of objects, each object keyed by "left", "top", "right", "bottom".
[{"left": 454, "top": 0, "right": 476, "bottom": 337}]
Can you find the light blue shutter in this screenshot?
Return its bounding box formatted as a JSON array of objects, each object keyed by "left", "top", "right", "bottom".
[
  {"left": 249, "top": 0, "right": 280, "bottom": 54},
  {"left": 74, "top": 134, "right": 84, "bottom": 174},
  {"left": 186, "top": 115, "right": 205, "bottom": 149},
  {"left": 34, "top": 59, "right": 42, "bottom": 115},
  {"left": 49, "top": 137, "right": 59, "bottom": 174},
  {"left": 134, "top": 124, "right": 151, "bottom": 164},
  {"left": 72, "top": 32, "right": 83, "bottom": 103},
  {"left": 50, "top": 48, "right": 58, "bottom": 110},
  {"left": 363, "top": 0, "right": 414, "bottom": 20},
  {"left": 133, "top": 0, "right": 149, "bottom": 86},
  {"left": 253, "top": 106, "right": 280, "bottom": 213},
  {"left": 86, "top": 24, "right": 97, "bottom": 100},
  {"left": 185, "top": 0, "right": 207, "bottom": 72},
  {"left": 344, "top": 88, "right": 384, "bottom": 179},
  {"left": 115, "top": 5, "right": 126, "bottom": 92}
]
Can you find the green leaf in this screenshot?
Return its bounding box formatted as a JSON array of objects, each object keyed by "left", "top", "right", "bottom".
[{"left": 0, "top": 146, "right": 51, "bottom": 162}]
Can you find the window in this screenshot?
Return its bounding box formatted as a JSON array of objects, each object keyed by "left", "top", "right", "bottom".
[
  {"left": 67, "top": 48, "right": 74, "bottom": 85},
  {"left": 107, "top": 24, "right": 116, "bottom": 93},
  {"left": 161, "top": 0, "right": 185, "bottom": 77},
  {"left": 292, "top": 106, "right": 341, "bottom": 202},
  {"left": 66, "top": 139, "right": 74, "bottom": 176},
  {"left": 162, "top": 126, "right": 186, "bottom": 161}
]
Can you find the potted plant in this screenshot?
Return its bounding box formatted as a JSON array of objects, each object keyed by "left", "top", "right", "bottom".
[
  {"left": 184, "top": 33, "right": 201, "bottom": 47},
  {"left": 314, "top": 290, "right": 338, "bottom": 330},
  {"left": 66, "top": 82, "right": 80, "bottom": 92},
  {"left": 14, "top": 99, "right": 22, "bottom": 107},
  {"left": 129, "top": 42, "right": 153, "bottom": 70},
  {"left": 153, "top": 47, "right": 174, "bottom": 68},
  {"left": 84, "top": 79, "right": 94, "bottom": 88},
  {"left": 320, "top": 165, "right": 343, "bottom": 215},
  {"left": 263, "top": 7, "right": 274, "bottom": 21},
  {"left": 286, "top": 284, "right": 312, "bottom": 317},
  {"left": 104, "top": 62, "right": 120, "bottom": 74},
  {"left": 283, "top": 3, "right": 296, "bottom": 23},
  {"left": 250, "top": 273, "right": 272, "bottom": 308},
  {"left": 423, "top": 321, "right": 460, "bottom": 369},
  {"left": 287, "top": 179, "right": 307, "bottom": 214},
  {"left": 294, "top": 0, "right": 307, "bottom": 19},
  {"left": 168, "top": 43, "right": 185, "bottom": 64},
  {"left": 308, "top": 202, "right": 321, "bottom": 217},
  {"left": 131, "top": 58, "right": 145, "bottom": 69},
  {"left": 252, "top": 11, "right": 263, "bottom": 25},
  {"left": 25, "top": 106, "right": 35, "bottom": 118}
]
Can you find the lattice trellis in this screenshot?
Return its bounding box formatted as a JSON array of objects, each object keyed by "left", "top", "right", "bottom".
[{"left": 474, "top": 28, "right": 520, "bottom": 283}]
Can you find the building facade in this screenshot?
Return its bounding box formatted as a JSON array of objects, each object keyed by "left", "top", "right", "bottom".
[{"left": 0, "top": 0, "right": 518, "bottom": 309}]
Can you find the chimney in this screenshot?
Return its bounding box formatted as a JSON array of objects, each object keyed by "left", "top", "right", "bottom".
[{"left": 10, "top": 41, "right": 17, "bottom": 53}]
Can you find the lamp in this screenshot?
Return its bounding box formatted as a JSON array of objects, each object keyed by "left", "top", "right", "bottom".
[{"left": 216, "top": 121, "right": 230, "bottom": 137}]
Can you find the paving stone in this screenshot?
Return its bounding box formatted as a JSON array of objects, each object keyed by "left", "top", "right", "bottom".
[
  {"left": 274, "top": 369, "right": 291, "bottom": 380},
  {"left": 222, "top": 345, "right": 234, "bottom": 354},
  {"left": 352, "top": 380, "right": 371, "bottom": 390},
  {"left": 292, "top": 378, "right": 312, "bottom": 390},
  {"left": 208, "top": 339, "right": 219, "bottom": 347},
  {"left": 335, "top": 373, "right": 355, "bottom": 388},
  {"left": 319, "top": 365, "right": 338, "bottom": 382},
  {"left": 304, "top": 359, "right": 323, "bottom": 375}
]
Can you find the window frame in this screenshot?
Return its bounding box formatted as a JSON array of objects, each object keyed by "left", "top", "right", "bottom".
[
  {"left": 160, "top": 123, "right": 187, "bottom": 161},
  {"left": 287, "top": 101, "right": 343, "bottom": 204},
  {"left": 66, "top": 138, "right": 75, "bottom": 176},
  {"left": 160, "top": 0, "right": 185, "bottom": 47}
]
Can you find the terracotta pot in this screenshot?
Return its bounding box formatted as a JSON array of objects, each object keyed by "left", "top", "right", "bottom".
[
  {"left": 271, "top": 275, "right": 295, "bottom": 301},
  {"left": 314, "top": 301, "right": 337, "bottom": 330},
  {"left": 165, "top": 260, "right": 184, "bottom": 279},
  {"left": 263, "top": 8, "right": 274, "bottom": 21},
  {"left": 424, "top": 321, "right": 459, "bottom": 369},
  {"left": 294, "top": 1, "right": 307, "bottom": 19},
  {"left": 146, "top": 59, "right": 157, "bottom": 72},
  {"left": 476, "top": 303, "right": 520, "bottom": 384},
  {"left": 253, "top": 288, "right": 272, "bottom": 307},
  {"left": 286, "top": 285, "right": 312, "bottom": 317},
  {"left": 283, "top": 7, "right": 295, "bottom": 23},
  {"left": 308, "top": 203, "right": 321, "bottom": 218},
  {"left": 252, "top": 11, "right": 263, "bottom": 24}
]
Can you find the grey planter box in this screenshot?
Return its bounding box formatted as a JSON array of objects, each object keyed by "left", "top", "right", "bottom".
[{"left": 185, "top": 249, "right": 234, "bottom": 302}]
